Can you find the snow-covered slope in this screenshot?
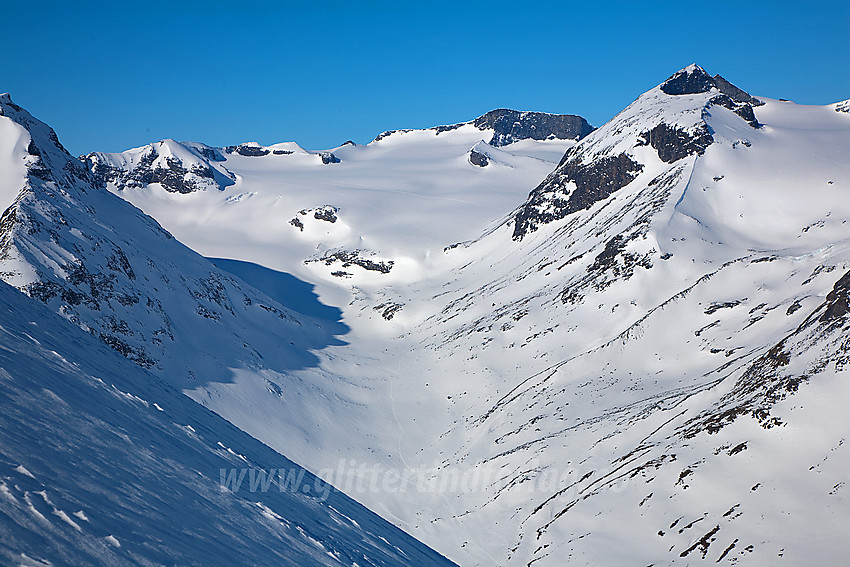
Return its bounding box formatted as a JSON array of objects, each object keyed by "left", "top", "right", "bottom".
[
  {"left": 0, "top": 277, "right": 455, "bottom": 566},
  {"left": 91, "top": 66, "right": 850, "bottom": 566},
  {"left": 0, "top": 94, "right": 345, "bottom": 394},
  {"left": 5, "top": 63, "right": 849, "bottom": 567},
  {"left": 364, "top": 65, "right": 850, "bottom": 565},
  {"left": 83, "top": 109, "right": 585, "bottom": 296}
]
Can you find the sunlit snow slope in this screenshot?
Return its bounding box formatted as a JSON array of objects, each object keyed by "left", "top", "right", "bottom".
[
  {"left": 0, "top": 93, "right": 456, "bottom": 566},
  {"left": 88, "top": 66, "right": 850, "bottom": 567},
  {"left": 5, "top": 63, "right": 849, "bottom": 567},
  {"left": 85, "top": 110, "right": 584, "bottom": 296}
]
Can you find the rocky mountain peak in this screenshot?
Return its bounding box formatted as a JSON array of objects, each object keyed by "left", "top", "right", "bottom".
[
  {"left": 660, "top": 63, "right": 715, "bottom": 95},
  {"left": 0, "top": 93, "right": 94, "bottom": 190},
  {"left": 373, "top": 109, "right": 594, "bottom": 146},
  {"left": 84, "top": 139, "right": 236, "bottom": 193},
  {"left": 473, "top": 109, "right": 595, "bottom": 146},
  {"left": 660, "top": 64, "right": 764, "bottom": 107},
  {"left": 511, "top": 65, "right": 764, "bottom": 240}
]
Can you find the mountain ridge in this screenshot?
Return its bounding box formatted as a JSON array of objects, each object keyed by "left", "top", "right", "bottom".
[
  {"left": 2, "top": 63, "right": 849, "bottom": 567},
  {"left": 373, "top": 107, "right": 594, "bottom": 146}
]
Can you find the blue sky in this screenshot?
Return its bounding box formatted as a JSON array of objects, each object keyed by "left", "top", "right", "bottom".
[{"left": 2, "top": 1, "right": 848, "bottom": 156}]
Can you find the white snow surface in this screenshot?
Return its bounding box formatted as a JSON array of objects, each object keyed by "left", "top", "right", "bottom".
[
  {"left": 106, "top": 123, "right": 575, "bottom": 290},
  {"left": 3, "top": 66, "right": 850, "bottom": 567},
  {"left": 0, "top": 278, "right": 454, "bottom": 566},
  {"left": 0, "top": 94, "right": 455, "bottom": 567}
]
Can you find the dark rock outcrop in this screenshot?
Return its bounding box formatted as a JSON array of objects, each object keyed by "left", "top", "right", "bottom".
[
  {"left": 469, "top": 149, "right": 489, "bottom": 167},
  {"left": 660, "top": 66, "right": 762, "bottom": 127},
  {"left": 225, "top": 144, "right": 270, "bottom": 157},
  {"left": 819, "top": 270, "right": 850, "bottom": 323},
  {"left": 308, "top": 250, "right": 394, "bottom": 274},
  {"left": 713, "top": 74, "right": 764, "bottom": 106},
  {"left": 637, "top": 123, "right": 714, "bottom": 163},
  {"left": 193, "top": 145, "right": 227, "bottom": 162},
  {"left": 473, "top": 109, "right": 595, "bottom": 147},
  {"left": 320, "top": 152, "right": 340, "bottom": 164},
  {"left": 512, "top": 150, "right": 643, "bottom": 240},
  {"left": 660, "top": 65, "right": 716, "bottom": 95},
  {"left": 312, "top": 206, "right": 338, "bottom": 223},
  {"left": 289, "top": 217, "right": 304, "bottom": 231},
  {"left": 373, "top": 109, "right": 594, "bottom": 146},
  {"left": 289, "top": 206, "right": 339, "bottom": 230},
  {"left": 709, "top": 94, "right": 761, "bottom": 128}
]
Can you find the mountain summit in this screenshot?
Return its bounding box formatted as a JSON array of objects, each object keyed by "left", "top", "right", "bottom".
[
  {"left": 2, "top": 63, "right": 849, "bottom": 567},
  {"left": 0, "top": 94, "right": 342, "bottom": 390},
  {"left": 511, "top": 64, "right": 764, "bottom": 240},
  {"left": 373, "top": 108, "right": 594, "bottom": 146},
  {"left": 0, "top": 95, "right": 454, "bottom": 567}
]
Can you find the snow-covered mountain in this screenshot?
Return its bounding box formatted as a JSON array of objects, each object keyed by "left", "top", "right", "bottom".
[
  {"left": 78, "top": 107, "right": 586, "bottom": 295},
  {"left": 0, "top": 94, "right": 459, "bottom": 566},
  {"left": 0, "top": 94, "right": 350, "bottom": 393},
  {"left": 85, "top": 138, "right": 237, "bottom": 193},
  {"left": 390, "top": 64, "right": 850, "bottom": 565},
  {"left": 372, "top": 108, "right": 594, "bottom": 147},
  {"left": 0, "top": 276, "right": 456, "bottom": 566},
  {"left": 3, "top": 63, "right": 849, "bottom": 567}
]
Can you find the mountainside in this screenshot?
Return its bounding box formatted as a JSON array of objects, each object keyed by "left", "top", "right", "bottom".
[
  {"left": 373, "top": 109, "right": 594, "bottom": 147},
  {"left": 79, "top": 108, "right": 583, "bottom": 293},
  {"left": 0, "top": 277, "right": 454, "bottom": 566},
  {"left": 3, "top": 64, "right": 849, "bottom": 567},
  {"left": 0, "top": 94, "right": 345, "bottom": 394},
  {"left": 91, "top": 65, "right": 850, "bottom": 566},
  {"left": 393, "top": 65, "right": 850, "bottom": 565}
]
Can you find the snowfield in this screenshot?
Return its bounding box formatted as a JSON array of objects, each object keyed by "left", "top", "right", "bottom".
[{"left": 2, "top": 65, "right": 849, "bottom": 566}]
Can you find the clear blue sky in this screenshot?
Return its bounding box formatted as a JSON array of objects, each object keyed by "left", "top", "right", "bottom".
[{"left": 2, "top": 1, "right": 848, "bottom": 156}]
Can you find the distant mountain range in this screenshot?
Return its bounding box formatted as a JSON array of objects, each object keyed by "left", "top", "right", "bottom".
[{"left": 2, "top": 65, "right": 849, "bottom": 566}]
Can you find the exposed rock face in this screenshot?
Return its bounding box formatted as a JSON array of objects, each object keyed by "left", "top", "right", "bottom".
[
  {"left": 473, "top": 109, "right": 595, "bottom": 146},
  {"left": 709, "top": 94, "right": 761, "bottom": 128},
  {"left": 319, "top": 152, "right": 340, "bottom": 164},
  {"left": 512, "top": 149, "right": 643, "bottom": 240},
  {"left": 660, "top": 66, "right": 762, "bottom": 127},
  {"left": 312, "top": 205, "right": 338, "bottom": 222},
  {"left": 819, "top": 270, "right": 850, "bottom": 323},
  {"left": 85, "top": 141, "right": 236, "bottom": 193},
  {"left": 713, "top": 74, "right": 764, "bottom": 106},
  {"left": 307, "top": 249, "right": 394, "bottom": 274},
  {"left": 191, "top": 144, "right": 227, "bottom": 162},
  {"left": 660, "top": 65, "right": 717, "bottom": 95},
  {"left": 638, "top": 123, "right": 714, "bottom": 163},
  {"left": 469, "top": 148, "right": 489, "bottom": 167},
  {"left": 225, "top": 143, "right": 270, "bottom": 157},
  {"left": 373, "top": 109, "right": 594, "bottom": 145}
]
